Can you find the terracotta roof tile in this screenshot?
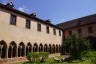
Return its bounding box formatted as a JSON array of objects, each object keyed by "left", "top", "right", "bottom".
[{"left": 57, "top": 14, "right": 96, "bottom": 30}]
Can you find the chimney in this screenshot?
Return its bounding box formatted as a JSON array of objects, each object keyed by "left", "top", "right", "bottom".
[
  {"left": 5, "top": 2, "right": 14, "bottom": 8},
  {"left": 46, "top": 19, "right": 51, "bottom": 23},
  {"left": 30, "top": 13, "right": 37, "bottom": 17}
]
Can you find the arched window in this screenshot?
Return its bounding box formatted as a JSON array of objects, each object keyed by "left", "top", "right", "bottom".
[
  {"left": 18, "top": 42, "right": 25, "bottom": 57},
  {"left": 26, "top": 42, "right": 32, "bottom": 56},
  {"left": 44, "top": 44, "right": 48, "bottom": 52},
  {"left": 8, "top": 41, "right": 17, "bottom": 58},
  {"left": 33, "top": 43, "right": 38, "bottom": 52},
  {"left": 39, "top": 44, "right": 43, "bottom": 52},
  {"left": 59, "top": 45, "right": 61, "bottom": 53},
  {"left": 0, "top": 40, "right": 7, "bottom": 59}
]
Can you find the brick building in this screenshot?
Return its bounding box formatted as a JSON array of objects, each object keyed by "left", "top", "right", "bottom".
[{"left": 57, "top": 14, "right": 96, "bottom": 51}]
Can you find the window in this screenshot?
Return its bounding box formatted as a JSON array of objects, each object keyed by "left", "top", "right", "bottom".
[
  {"left": 88, "top": 26, "right": 93, "bottom": 33},
  {"left": 69, "top": 30, "right": 72, "bottom": 35},
  {"left": 37, "top": 23, "right": 41, "bottom": 31},
  {"left": 59, "top": 30, "right": 61, "bottom": 36},
  {"left": 53, "top": 28, "right": 56, "bottom": 35},
  {"left": 10, "top": 14, "right": 17, "bottom": 25},
  {"left": 46, "top": 26, "right": 50, "bottom": 34},
  {"left": 78, "top": 28, "right": 82, "bottom": 34},
  {"left": 26, "top": 19, "right": 31, "bottom": 29}
]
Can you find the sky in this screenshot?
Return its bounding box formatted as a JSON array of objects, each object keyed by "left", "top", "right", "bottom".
[{"left": 1, "top": 0, "right": 96, "bottom": 24}]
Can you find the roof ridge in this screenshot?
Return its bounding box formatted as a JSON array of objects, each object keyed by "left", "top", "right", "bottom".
[{"left": 58, "top": 14, "right": 96, "bottom": 25}]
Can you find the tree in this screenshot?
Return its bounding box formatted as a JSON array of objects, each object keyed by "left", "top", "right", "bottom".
[{"left": 63, "top": 34, "right": 90, "bottom": 59}]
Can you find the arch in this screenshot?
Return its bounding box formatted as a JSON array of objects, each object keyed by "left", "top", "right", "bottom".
[
  {"left": 44, "top": 44, "right": 48, "bottom": 52},
  {"left": 56, "top": 44, "right": 59, "bottom": 53},
  {"left": 18, "top": 42, "right": 25, "bottom": 57},
  {"left": 49, "top": 44, "right": 52, "bottom": 53},
  {"left": 8, "top": 41, "right": 17, "bottom": 58},
  {"left": 39, "top": 43, "right": 43, "bottom": 52},
  {"left": 33, "top": 43, "right": 38, "bottom": 52},
  {"left": 0, "top": 40, "right": 7, "bottom": 59},
  {"left": 52, "top": 44, "right": 56, "bottom": 53},
  {"left": 59, "top": 45, "right": 61, "bottom": 53},
  {"left": 26, "top": 42, "right": 32, "bottom": 56}
]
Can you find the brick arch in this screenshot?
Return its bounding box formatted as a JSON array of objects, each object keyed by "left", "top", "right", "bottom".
[
  {"left": 26, "top": 42, "right": 32, "bottom": 56},
  {"left": 44, "top": 44, "right": 48, "bottom": 52},
  {"left": 8, "top": 41, "right": 17, "bottom": 58},
  {"left": 39, "top": 43, "right": 43, "bottom": 52},
  {"left": 18, "top": 42, "right": 25, "bottom": 57},
  {"left": 0, "top": 40, "right": 7, "bottom": 59},
  {"left": 33, "top": 43, "right": 38, "bottom": 52}
]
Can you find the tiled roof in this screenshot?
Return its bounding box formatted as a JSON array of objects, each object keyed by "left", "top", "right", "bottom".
[{"left": 57, "top": 14, "right": 96, "bottom": 30}]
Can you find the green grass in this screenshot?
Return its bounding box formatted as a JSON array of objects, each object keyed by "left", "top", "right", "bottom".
[{"left": 9, "top": 56, "right": 92, "bottom": 64}]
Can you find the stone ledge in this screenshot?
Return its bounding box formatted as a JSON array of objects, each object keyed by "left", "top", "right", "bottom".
[{"left": 0, "top": 57, "right": 28, "bottom": 64}]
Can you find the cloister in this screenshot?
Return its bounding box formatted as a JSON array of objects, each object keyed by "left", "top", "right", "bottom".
[{"left": 0, "top": 40, "right": 61, "bottom": 59}]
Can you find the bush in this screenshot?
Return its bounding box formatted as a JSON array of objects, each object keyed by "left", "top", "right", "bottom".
[
  {"left": 64, "top": 34, "right": 90, "bottom": 59},
  {"left": 39, "top": 52, "right": 49, "bottom": 62},
  {"left": 27, "top": 52, "right": 49, "bottom": 63},
  {"left": 82, "top": 51, "right": 96, "bottom": 64}
]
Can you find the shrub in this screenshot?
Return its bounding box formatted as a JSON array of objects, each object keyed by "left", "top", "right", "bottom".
[
  {"left": 39, "top": 52, "right": 49, "bottom": 62},
  {"left": 64, "top": 34, "right": 90, "bottom": 59},
  {"left": 27, "top": 52, "right": 49, "bottom": 63},
  {"left": 27, "top": 52, "right": 40, "bottom": 63},
  {"left": 82, "top": 51, "right": 96, "bottom": 64}
]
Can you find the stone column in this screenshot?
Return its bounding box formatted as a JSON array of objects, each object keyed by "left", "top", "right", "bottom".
[
  {"left": 16, "top": 46, "right": 18, "bottom": 57},
  {"left": 24, "top": 46, "right": 26, "bottom": 57},
  {"left": 6, "top": 46, "right": 8, "bottom": 59},
  {"left": 37, "top": 46, "right": 39, "bottom": 52},
  {"left": 0, "top": 45, "right": 2, "bottom": 59},
  {"left": 31, "top": 46, "right": 33, "bottom": 52}
]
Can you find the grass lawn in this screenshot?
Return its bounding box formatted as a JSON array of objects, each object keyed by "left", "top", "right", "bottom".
[{"left": 9, "top": 56, "right": 92, "bottom": 64}]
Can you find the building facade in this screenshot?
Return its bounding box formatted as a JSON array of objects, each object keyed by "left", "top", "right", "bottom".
[
  {"left": 57, "top": 14, "right": 96, "bottom": 52},
  {"left": 0, "top": 3, "right": 63, "bottom": 60}
]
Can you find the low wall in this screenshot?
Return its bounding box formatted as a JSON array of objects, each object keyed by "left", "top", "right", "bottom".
[
  {"left": 49, "top": 53, "right": 60, "bottom": 57},
  {"left": 0, "top": 57, "right": 28, "bottom": 64},
  {"left": 0, "top": 53, "right": 61, "bottom": 64}
]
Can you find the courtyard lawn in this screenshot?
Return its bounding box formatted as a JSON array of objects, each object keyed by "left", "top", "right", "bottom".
[{"left": 9, "top": 56, "right": 92, "bottom": 64}]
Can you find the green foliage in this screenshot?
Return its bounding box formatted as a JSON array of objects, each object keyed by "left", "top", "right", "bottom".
[
  {"left": 64, "top": 34, "right": 90, "bottom": 59},
  {"left": 27, "top": 52, "right": 49, "bottom": 63},
  {"left": 39, "top": 52, "right": 49, "bottom": 62},
  {"left": 82, "top": 51, "right": 96, "bottom": 64}
]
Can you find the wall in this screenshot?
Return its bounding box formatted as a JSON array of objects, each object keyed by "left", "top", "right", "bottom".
[{"left": 0, "top": 7, "right": 62, "bottom": 47}]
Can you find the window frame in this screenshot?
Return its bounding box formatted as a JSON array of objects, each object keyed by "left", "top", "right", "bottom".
[
  {"left": 59, "top": 30, "right": 61, "bottom": 36},
  {"left": 37, "top": 23, "right": 41, "bottom": 32},
  {"left": 53, "top": 28, "right": 56, "bottom": 35},
  {"left": 26, "top": 19, "right": 31, "bottom": 29},
  {"left": 68, "top": 30, "right": 72, "bottom": 36},
  {"left": 88, "top": 26, "right": 93, "bottom": 33},
  {"left": 77, "top": 28, "right": 82, "bottom": 34},
  {"left": 46, "top": 26, "right": 50, "bottom": 34},
  {"left": 10, "top": 14, "right": 17, "bottom": 25}
]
